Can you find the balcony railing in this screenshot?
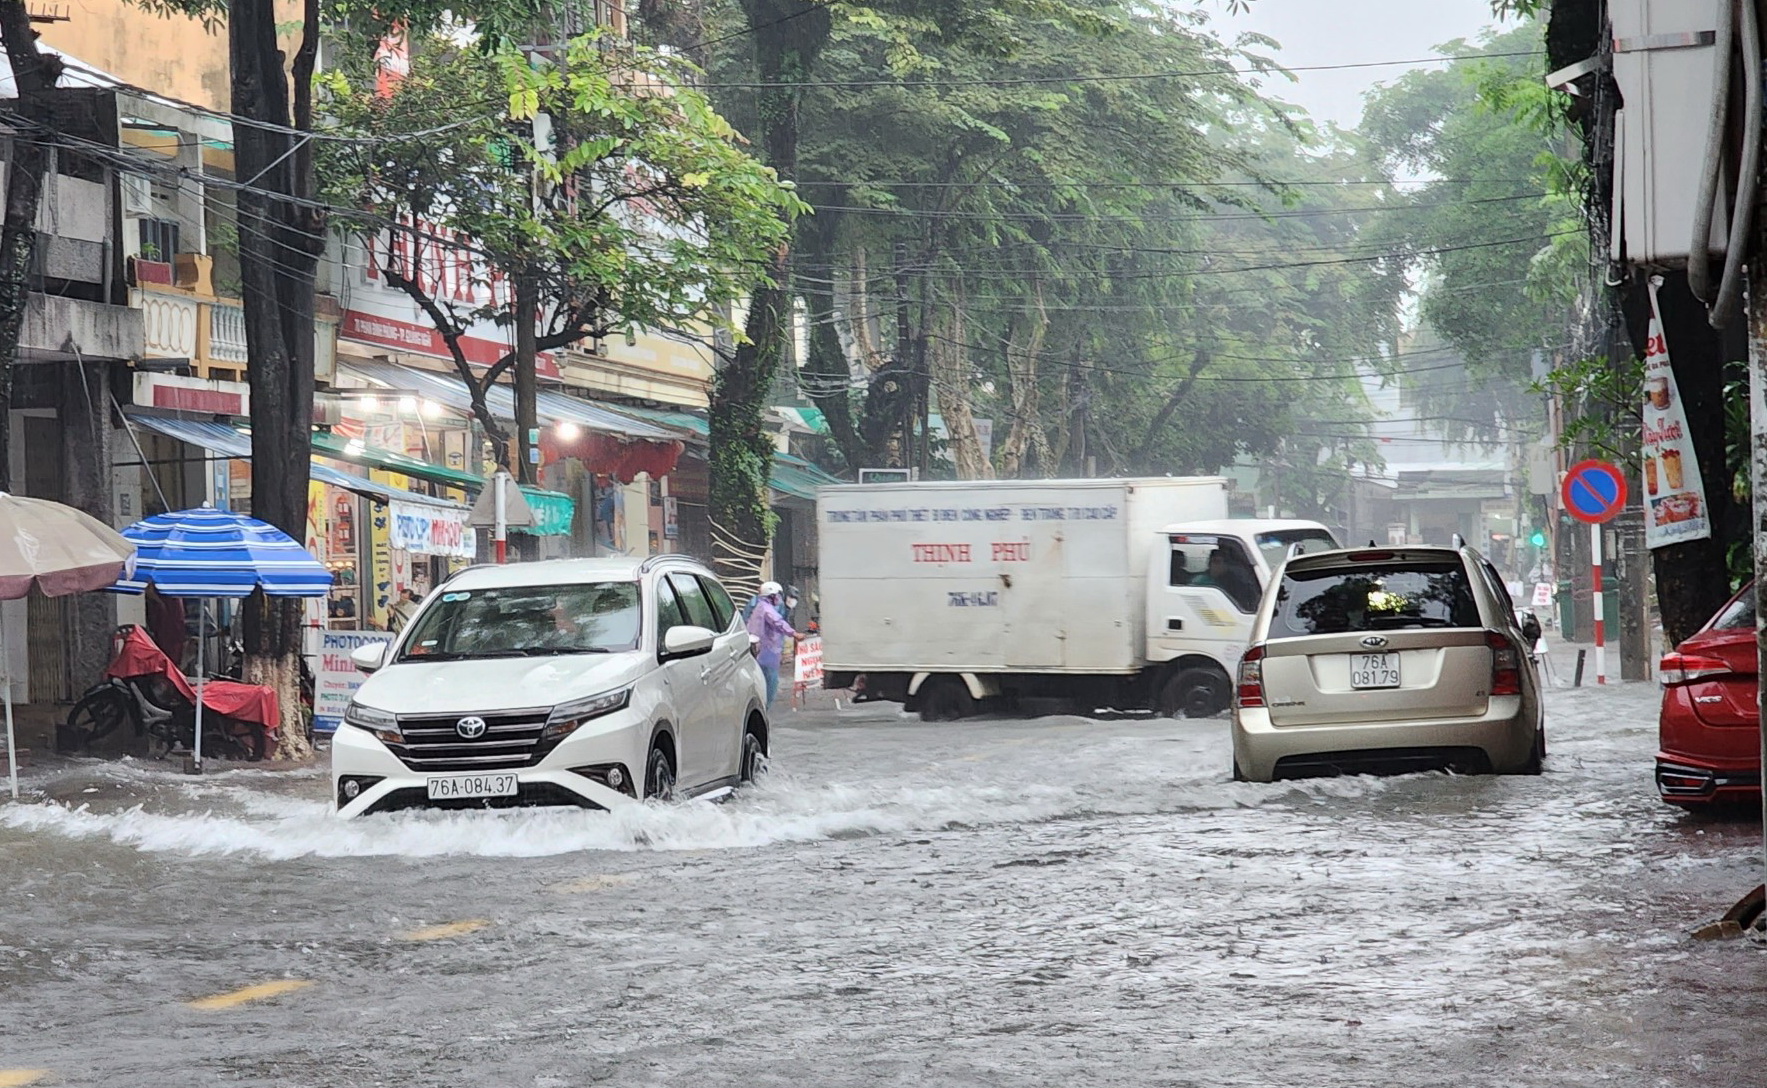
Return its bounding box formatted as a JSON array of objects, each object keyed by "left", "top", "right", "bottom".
[{"left": 209, "top": 302, "right": 248, "bottom": 364}]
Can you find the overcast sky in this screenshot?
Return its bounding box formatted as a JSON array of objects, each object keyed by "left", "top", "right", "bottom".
[{"left": 1215, "top": 0, "right": 1506, "bottom": 130}]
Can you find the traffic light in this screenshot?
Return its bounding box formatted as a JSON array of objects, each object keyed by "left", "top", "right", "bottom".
[{"left": 1529, "top": 530, "right": 1547, "bottom": 549}]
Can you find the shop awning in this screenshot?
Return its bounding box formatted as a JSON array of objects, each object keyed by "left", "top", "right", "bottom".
[
  {"left": 308, "top": 429, "right": 483, "bottom": 491},
  {"left": 769, "top": 451, "right": 845, "bottom": 503},
  {"left": 339, "top": 359, "right": 681, "bottom": 442},
  {"left": 125, "top": 413, "right": 576, "bottom": 536},
  {"left": 606, "top": 406, "right": 845, "bottom": 502},
  {"left": 124, "top": 413, "right": 458, "bottom": 509}
]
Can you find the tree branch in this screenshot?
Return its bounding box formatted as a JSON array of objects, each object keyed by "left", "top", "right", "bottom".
[{"left": 1138, "top": 345, "right": 1212, "bottom": 467}]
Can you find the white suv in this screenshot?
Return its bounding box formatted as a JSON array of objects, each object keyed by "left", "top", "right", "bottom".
[{"left": 331, "top": 556, "right": 770, "bottom": 816}]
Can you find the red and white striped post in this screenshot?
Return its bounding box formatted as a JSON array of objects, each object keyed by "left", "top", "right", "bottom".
[{"left": 1590, "top": 521, "right": 1605, "bottom": 684}]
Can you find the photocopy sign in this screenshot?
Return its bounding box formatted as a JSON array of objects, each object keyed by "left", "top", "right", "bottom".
[
  {"left": 1641, "top": 275, "right": 1711, "bottom": 549},
  {"left": 313, "top": 630, "right": 396, "bottom": 733},
  {"left": 389, "top": 500, "right": 474, "bottom": 558}
]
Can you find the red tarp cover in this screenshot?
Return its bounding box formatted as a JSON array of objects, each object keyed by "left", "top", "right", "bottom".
[
  {"left": 105, "top": 626, "right": 281, "bottom": 732},
  {"left": 540, "top": 431, "right": 683, "bottom": 483}
]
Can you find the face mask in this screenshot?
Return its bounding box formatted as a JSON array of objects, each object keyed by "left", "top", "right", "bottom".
[{"left": 786, "top": 597, "right": 798, "bottom": 609}]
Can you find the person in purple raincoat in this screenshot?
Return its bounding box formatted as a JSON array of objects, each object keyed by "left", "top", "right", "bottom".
[{"left": 746, "top": 581, "right": 800, "bottom": 708}]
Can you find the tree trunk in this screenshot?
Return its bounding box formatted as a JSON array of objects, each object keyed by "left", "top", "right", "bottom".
[
  {"left": 1625, "top": 270, "right": 1741, "bottom": 644},
  {"left": 232, "top": 0, "right": 325, "bottom": 760},
  {"left": 707, "top": 0, "right": 830, "bottom": 588},
  {"left": 1137, "top": 346, "right": 1213, "bottom": 470},
  {"left": 930, "top": 300, "right": 991, "bottom": 480},
  {"left": 997, "top": 279, "right": 1048, "bottom": 478},
  {"left": 799, "top": 206, "right": 867, "bottom": 471},
  {"left": 0, "top": 2, "right": 60, "bottom": 491},
  {"left": 515, "top": 271, "right": 539, "bottom": 486}
]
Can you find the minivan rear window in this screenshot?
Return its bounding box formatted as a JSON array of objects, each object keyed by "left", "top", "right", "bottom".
[{"left": 1271, "top": 561, "right": 1480, "bottom": 637}]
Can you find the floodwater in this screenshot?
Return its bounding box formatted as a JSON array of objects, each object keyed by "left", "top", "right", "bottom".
[{"left": 0, "top": 681, "right": 1761, "bottom": 1087}]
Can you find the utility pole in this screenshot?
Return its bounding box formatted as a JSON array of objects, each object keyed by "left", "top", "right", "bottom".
[{"left": 1751, "top": 266, "right": 1767, "bottom": 914}]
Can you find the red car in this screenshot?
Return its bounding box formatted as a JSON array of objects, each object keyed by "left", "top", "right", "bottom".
[{"left": 1657, "top": 584, "right": 1762, "bottom": 807}]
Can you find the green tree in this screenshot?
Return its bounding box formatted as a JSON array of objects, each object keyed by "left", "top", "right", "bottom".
[
  {"left": 1358, "top": 21, "right": 1577, "bottom": 441},
  {"left": 319, "top": 29, "right": 803, "bottom": 481}
]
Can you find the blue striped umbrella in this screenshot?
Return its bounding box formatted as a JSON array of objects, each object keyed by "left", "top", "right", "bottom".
[
  {"left": 111, "top": 506, "right": 329, "bottom": 772},
  {"left": 114, "top": 505, "right": 331, "bottom": 598}
]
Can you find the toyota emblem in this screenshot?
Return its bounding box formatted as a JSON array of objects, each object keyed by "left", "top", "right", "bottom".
[
  {"left": 456, "top": 716, "right": 488, "bottom": 739},
  {"left": 1359, "top": 635, "right": 1389, "bottom": 648}
]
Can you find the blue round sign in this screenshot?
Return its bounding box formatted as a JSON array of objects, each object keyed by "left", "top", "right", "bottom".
[{"left": 1561, "top": 459, "right": 1628, "bottom": 524}]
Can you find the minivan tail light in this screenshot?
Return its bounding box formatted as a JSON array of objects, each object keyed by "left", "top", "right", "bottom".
[
  {"left": 1660, "top": 652, "right": 1733, "bottom": 686},
  {"left": 1237, "top": 644, "right": 1267, "bottom": 708},
  {"left": 1486, "top": 630, "right": 1521, "bottom": 697}
]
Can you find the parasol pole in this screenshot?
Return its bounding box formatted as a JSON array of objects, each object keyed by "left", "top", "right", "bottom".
[
  {"left": 191, "top": 599, "right": 205, "bottom": 774},
  {"left": 4, "top": 616, "right": 15, "bottom": 800}
]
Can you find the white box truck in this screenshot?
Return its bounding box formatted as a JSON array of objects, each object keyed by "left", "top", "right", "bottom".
[{"left": 817, "top": 477, "right": 1337, "bottom": 719}]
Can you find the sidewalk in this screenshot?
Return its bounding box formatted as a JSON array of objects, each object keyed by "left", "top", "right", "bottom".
[{"left": 1534, "top": 631, "right": 1663, "bottom": 687}]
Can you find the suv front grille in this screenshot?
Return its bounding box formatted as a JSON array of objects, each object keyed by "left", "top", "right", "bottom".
[{"left": 388, "top": 709, "right": 551, "bottom": 772}]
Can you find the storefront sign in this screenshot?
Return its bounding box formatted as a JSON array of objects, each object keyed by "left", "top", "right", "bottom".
[
  {"left": 389, "top": 500, "right": 474, "bottom": 558},
  {"left": 133, "top": 371, "right": 250, "bottom": 417},
  {"left": 527, "top": 490, "right": 576, "bottom": 537},
  {"left": 368, "top": 476, "right": 394, "bottom": 628},
  {"left": 313, "top": 630, "right": 396, "bottom": 733},
  {"left": 1642, "top": 275, "right": 1711, "bottom": 549}
]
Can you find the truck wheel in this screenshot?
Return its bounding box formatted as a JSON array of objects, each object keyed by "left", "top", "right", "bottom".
[
  {"left": 918, "top": 677, "right": 975, "bottom": 722},
  {"left": 1159, "top": 667, "right": 1228, "bottom": 718}
]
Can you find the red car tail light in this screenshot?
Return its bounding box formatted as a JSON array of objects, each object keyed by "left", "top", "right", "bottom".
[
  {"left": 1486, "top": 630, "right": 1522, "bottom": 697},
  {"left": 1237, "top": 644, "right": 1267, "bottom": 708},
  {"left": 1660, "top": 652, "right": 1733, "bottom": 686}
]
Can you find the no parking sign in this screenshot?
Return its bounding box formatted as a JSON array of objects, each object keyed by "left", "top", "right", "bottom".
[
  {"left": 1561, "top": 459, "right": 1627, "bottom": 525},
  {"left": 1559, "top": 458, "right": 1623, "bottom": 684}
]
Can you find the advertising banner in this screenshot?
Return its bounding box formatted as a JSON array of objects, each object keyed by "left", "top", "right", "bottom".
[
  {"left": 389, "top": 500, "right": 474, "bottom": 558},
  {"left": 313, "top": 630, "right": 397, "bottom": 733},
  {"left": 1642, "top": 275, "right": 1712, "bottom": 548}
]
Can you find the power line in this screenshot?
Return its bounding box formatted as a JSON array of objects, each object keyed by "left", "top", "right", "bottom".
[
  {"left": 802, "top": 191, "right": 1550, "bottom": 225},
  {"left": 682, "top": 48, "right": 1541, "bottom": 91}
]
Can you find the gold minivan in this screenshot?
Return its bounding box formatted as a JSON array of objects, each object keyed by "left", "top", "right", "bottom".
[{"left": 1231, "top": 545, "right": 1545, "bottom": 783}]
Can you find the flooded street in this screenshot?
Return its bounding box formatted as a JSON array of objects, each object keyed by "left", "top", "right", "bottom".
[{"left": 2, "top": 681, "right": 1762, "bottom": 1087}]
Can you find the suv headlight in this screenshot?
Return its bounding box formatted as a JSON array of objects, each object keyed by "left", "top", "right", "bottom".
[
  {"left": 344, "top": 701, "right": 402, "bottom": 745},
  {"left": 542, "top": 688, "right": 631, "bottom": 742}
]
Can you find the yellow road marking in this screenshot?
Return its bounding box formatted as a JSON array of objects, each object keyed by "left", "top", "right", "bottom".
[
  {"left": 552, "top": 874, "right": 637, "bottom": 894},
  {"left": 402, "top": 919, "right": 491, "bottom": 942},
  {"left": 0, "top": 1070, "right": 50, "bottom": 1087},
  {"left": 186, "top": 979, "right": 313, "bottom": 1010}
]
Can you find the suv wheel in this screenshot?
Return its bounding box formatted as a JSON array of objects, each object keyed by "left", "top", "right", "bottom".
[
  {"left": 739, "top": 730, "right": 768, "bottom": 783},
  {"left": 645, "top": 744, "right": 676, "bottom": 800}
]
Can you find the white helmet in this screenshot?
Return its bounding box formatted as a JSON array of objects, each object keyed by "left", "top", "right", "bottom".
[{"left": 759, "top": 581, "right": 783, "bottom": 597}]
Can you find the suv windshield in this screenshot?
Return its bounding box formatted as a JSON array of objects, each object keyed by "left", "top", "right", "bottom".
[
  {"left": 1255, "top": 529, "right": 1340, "bottom": 567},
  {"left": 1271, "top": 561, "right": 1480, "bottom": 637},
  {"left": 398, "top": 582, "right": 642, "bottom": 661}
]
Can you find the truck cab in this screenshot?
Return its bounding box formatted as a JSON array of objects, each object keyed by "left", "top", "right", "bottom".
[{"left": 1145, "top": 519, "right": 1339, "bottom": 716}]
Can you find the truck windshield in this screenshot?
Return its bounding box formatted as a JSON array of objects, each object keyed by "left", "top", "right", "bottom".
[
  {"left": 398, "top": 582, "right": 642, "bottom": 661},
  {"left": 1255, "top": 529, "right": 1339, "bottom": 567}
]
